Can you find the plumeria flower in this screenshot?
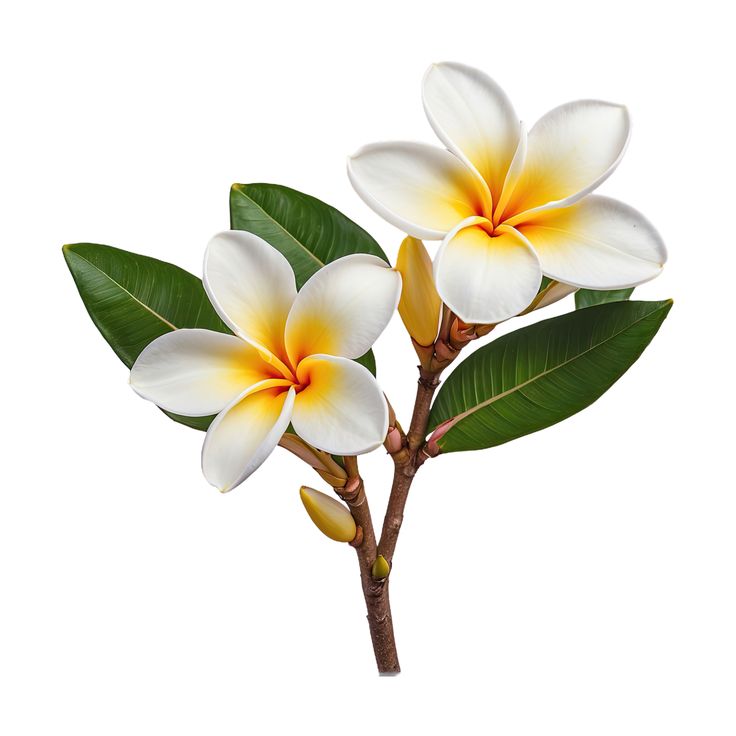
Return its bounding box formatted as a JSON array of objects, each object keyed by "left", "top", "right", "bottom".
[
  {"left": 130, "top": 231, "right": 402, "bottom": 492},
  {"left": 348, "top": 61, "right": 667, "bottom": 325}
]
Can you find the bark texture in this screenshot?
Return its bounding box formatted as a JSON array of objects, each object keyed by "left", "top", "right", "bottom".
[
  {"left": 341, "top": 460, "right": 400, "bottom": 673},
  {"left": 344, "top": 344, "right": 460, "bottom": 672}
]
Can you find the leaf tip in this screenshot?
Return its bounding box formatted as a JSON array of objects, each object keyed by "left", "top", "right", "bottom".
[{"left": 656, "top": 297, "right": 674, "bottom": 318}]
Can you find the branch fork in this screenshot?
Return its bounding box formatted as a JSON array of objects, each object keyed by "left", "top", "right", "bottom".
[{"left": 330, "top": 317, "right": 469, "bottom": 673}]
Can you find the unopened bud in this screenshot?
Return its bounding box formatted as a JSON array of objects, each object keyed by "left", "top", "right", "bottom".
[
  {"left": 385, "top": 427, "right": 403, "bottom": 454},
  {"left": 300, "top": 486, "right": 357, "bottom": 543},
  {"left": 396, "top": 236, "right": 442, "bottom": 347},
  {"left": 449, "top": 318, "right": 475, "bottom": 345},
  {"left": 426, "top": 418, "right": 455, "bottom": 456},
  {"left": 371, "top": 555, "right": 390, "bottom": 580}
]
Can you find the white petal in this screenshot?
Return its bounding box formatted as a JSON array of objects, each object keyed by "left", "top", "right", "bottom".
[
  {"left": 130, "top": 329, "right": 274, "bottom": 416},
  {"left": 516, "top": 195, "right": 667, "bottom": 289},
  {"left": 291, "top": 355, "right": 388, "bottom": 455},
  {"left": 347, "top": 141, "right": 487, "bottom": 240},
  {"left": 422, "top": 61, "right": 520, "bottom": 206},
  {"left": 434, "top": 218, "right": 542, "bottom": 324},
  {"left": 502, "top": 100, "right": 631, "bottom": 225},
  {"left": 202, "top": 383, "right": 295, "bottom": 492},
  {"left": 284, "top": 254, "right": 401, "bottom": 364},
  {"left": 203, "top": 231, "right": 297, "bottom": 365},
  {"left": 493, "top": 122, "right": 527, "bottom": 223}
]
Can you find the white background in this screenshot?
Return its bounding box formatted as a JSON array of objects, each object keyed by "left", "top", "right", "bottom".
[{"left": 1, "top": 1, "right": 734, "bottom": 733}]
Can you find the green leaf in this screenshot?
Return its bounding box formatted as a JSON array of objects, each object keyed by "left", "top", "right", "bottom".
[
  {"left": 64, "top": 240, "right": 377, "bottom": 435},
  {"left": 63, "top": 243, "right": 229, "bottom": 431},
  {"left": 575, "top": 287, "right": 635, "bottom": 309},
  {"left": 230, "top": 183, "right": 389, "bottom": 288},
  {"left": 539, "top": 276, "right": 554, "bottom": 293},
  {"left": 354, "top": 349, "right": 376, "bottom": 376},
  {"left": 428, "top": 299, "right": 672, "bottom": 453}
]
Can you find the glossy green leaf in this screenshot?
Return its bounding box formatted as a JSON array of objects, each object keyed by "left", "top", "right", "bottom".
[
  {"left": 539, "top": 276, "right": 554, "bottom": 292},
  {"left": 63, "top": 243, "right": 229, "bottom": 431},
  {"left": 428, "top": 299, "right": 672, "bottom": 452},
  {"left": 64, "top": 241, "right": 377, "bottom": 434},
  {"left": 354, "top": 349, "right": 376, "bottom": 376},
  {"left": 575, "top": 287, "right": 635, "bottom": 309},
  {"left": 230, "top": 183, "right": 389, "bottom": 288}
]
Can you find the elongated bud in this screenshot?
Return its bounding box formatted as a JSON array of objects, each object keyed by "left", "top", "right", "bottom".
[
  {"left": 300, "top": 486, "right": 357, "bottom": 543},
  {"left": 396, "top": 237, "right": 442, "bottom": 347},
  {"left": 371, "top": 555, "right": 390, "bottom": 580},
  {"left": 426, "top": 417, "right": 455, "bottom": 457}
]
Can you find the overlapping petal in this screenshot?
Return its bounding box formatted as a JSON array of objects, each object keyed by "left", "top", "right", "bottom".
[
  {"left": 284, "top": 254, "right": 401, "bottom": 364},
  {"left": 202, "top": 382, "right": 296, "bottom": 492},
  {"left": 203, "top": 231, "right": 297, "bottom": 368},
  {"left": 348, "top": 62, "right": 665, "bottom": 336},
  {"left": 493, "top": 123, "right": 527, "bottom": 224},
  {"left": 422, "top": 61, "right": 520, "bottom": 207},
  {"left": 434, "top": 218, "right": 542, "bottom": 324},
  {"left": 130, "top": 328, "right": 276, "bottom": 416},
  {"left": 291, "top": 355, "right": 389, "bottom": 455},
  {"left": 347, "top": 142, "right": 486, "bottom": 239},
  {"left": 515, "top": 195, "right": 667, "bottom": 288},
  {"left": 501, "top": 101, "right": 631, "bottom": 224}
]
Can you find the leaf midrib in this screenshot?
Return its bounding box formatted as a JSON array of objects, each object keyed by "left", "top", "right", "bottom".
[
  {"left": 232, "top": 186, "right": 324, "bottom": 270},
  {"left": 67, "top": 248, "right": 178, "bottom": 331},
  {"left": 440, "top": 303, "right": 667, "bottom": 430}
]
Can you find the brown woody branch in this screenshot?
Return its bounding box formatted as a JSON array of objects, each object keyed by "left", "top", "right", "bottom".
[
  {"left": 340, "top": 456, "right": 400, "bottom": 674},
  {"left": 342, "top": 309, "right": 483, "bottom": 674}
]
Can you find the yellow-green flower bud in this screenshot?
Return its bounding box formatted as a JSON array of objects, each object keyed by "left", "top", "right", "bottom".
[
  {"left": 299, "top": 486, "right": 357, "bottom": 543},
  {"left": 371, "top": 555, "right": 390, "bottom": 580},
  {"left": 396, "top": 237, "right": 442, "bottom": 347}
]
